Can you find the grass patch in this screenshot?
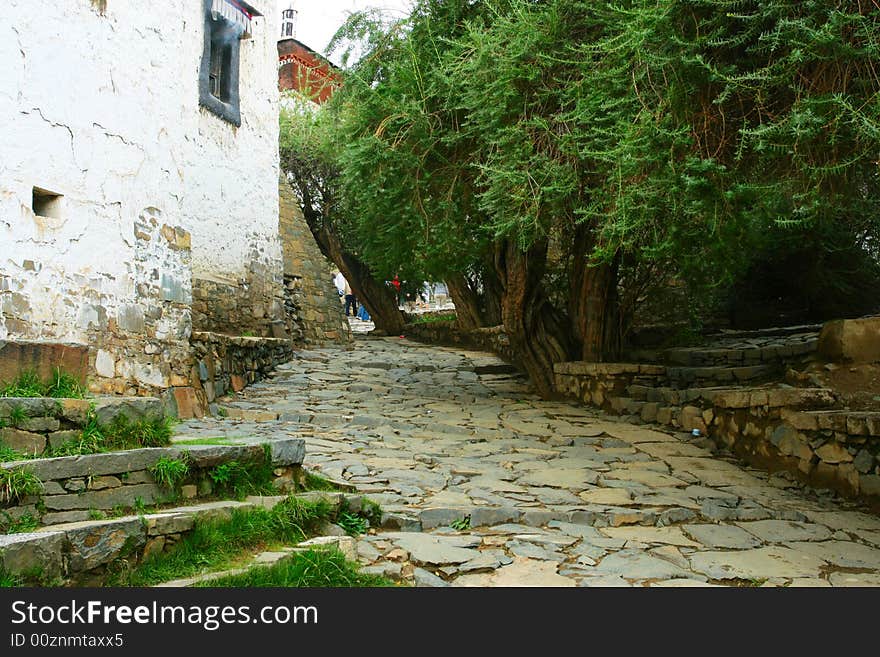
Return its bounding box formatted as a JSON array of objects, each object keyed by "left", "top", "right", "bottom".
[
  {"left": 107, "top": 495, "right": 336, "bottom": 586},
  {"left": 337, "top": 511, "right": 369, "bottom": 536},
  {"left": 0, "top": 445, "right": 26, "bottom": 463},
  {"left": 0, "top": 466, "right": 42, "bottom": 504},
  {"left": 8, "top": 405, "right": 28, "bottom": 425},
  {"left": 197, "top": 548, "right": 393, "bottom": 588},
  {"left": 0, "top": 566, "right": 22, "bottom": 587},
  {"left": 174, "top": 437, "right": 236, "bottom": 446},
  {"left": 0, "top": 368, "right": 86, "bottom": 399},
  {"left": 410, "top": 313, "right": 457, "bottom": 325},
  {"left": 301, "top": 471, "right": 343, "bottom": 492},
  {"left": 207, "top": 445, "right": 274, "bottom": 499},
  {"left": 50, "top": 411, "right": 174, "bottom": 458},
  {"left": 0, "top": 511, "right": 40, "bottom": 534},
  {"left": 150, "top": 455, "right": 190, "bottom": 491}
]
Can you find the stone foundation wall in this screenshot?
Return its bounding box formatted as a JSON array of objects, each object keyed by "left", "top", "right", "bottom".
[
  {"left": 89, "top": 213, "right": 194, "bottom": 396},
  {"left": 190, "top": 332, "right": 295, "bottom": 408},
  {"left": 404, "top": 322, "right": 516, "bottom": 364},
  {"left": 191, "top": 270, "right": 287, "bottom": 340},
  {"left": 0, "top": 439, "right": 305, "bottom": 530},
  {"left": 278, "top": 176, "right": 351, "bottom": 344}
]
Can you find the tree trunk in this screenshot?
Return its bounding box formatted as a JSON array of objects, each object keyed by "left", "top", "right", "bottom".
[
  {"left": 310, "top": 226, "right": 406, "bottom": 335},
  {"left": 479, "top": 263, "right": 504, "bottom": 326},
  {"left": 445, "top": 274, "right": 483, "bottom": 330},
  {"left": 495, "top": 240, "right": 574, "bottom": 398},
  {"left": 571, "top": 245, "right": 621, "bottom": 362}
]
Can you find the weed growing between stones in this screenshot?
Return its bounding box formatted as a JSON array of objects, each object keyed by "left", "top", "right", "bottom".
[
  {"left": 0, "top": 511, "right": 39, "bottom": 534},
  {"left": 8, "top": 405, "right": 28, "bottom": 426},
  {"left": 337, "top": 511, "right": 368, "bottom": 536},
  {"left": 451, "top": 516, "right": 471, "bottom": 531},
  {"left": 195, "top": 548, "right": 394, "bottom": 588},
  {"left": 50, "top": 410, "right": 174, "bottom": 457},
  {"left": 0, "top": 565, "right": 22, "bottom": 587},
  {"left": 0, "top": 368, "right": 85, "bottom": 399},
  {"left": 300, "top": 471, "right": 343, "bottom": 492},
  {"left": 207, "top": 444, "right": 274, "bottom": 499},
  {"left": 0, "top": 466, "right": 42, "bottom": 504},
  {"left": 106, "top": 495, "right": 336, "bottom": 586},
  {"left": 150, "top": 455, "right": 191, "bottom": 491},
  {"left": 0, "top": 445, "right": 23, "bottom": 462}
]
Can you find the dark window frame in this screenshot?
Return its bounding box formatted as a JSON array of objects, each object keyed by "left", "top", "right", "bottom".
[{"left": 198, "top": 0, "right": 242, "bottom": 126}]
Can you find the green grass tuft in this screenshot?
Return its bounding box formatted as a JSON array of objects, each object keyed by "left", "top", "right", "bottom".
[
  {"left": 0, "top": 445, "right": 25, "bottom": 463},
  {"left": 0, "top": 511, "right": 40, "bottom": 534},
  {"left": 108, "top": 495, "right": 336, "bottom": 586},
  {"left": 197, "top": 548, "right": 394, "bottom": 588},
  {"left": 0, "top": 368, "right": 85, "bottom": 399},
  {"left": 50, "top": 410, "right": 174, "bottom": 458},
  {"left": 0, "top": 466, "right": 42, "bottom": 504},
  {"left": 150, "top": 455, "right": 190, "bottom": 490},
  {"left": 208, "top": 444, "right": 274, "bottom": 499},
  {"left": 301, "top": 471, "right": 342, "bottom": 492},
  {"left": 337, "top": 511, "right": 369, "bottom": 536}
]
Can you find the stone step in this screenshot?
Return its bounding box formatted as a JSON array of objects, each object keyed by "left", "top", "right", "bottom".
[
  {"left": 0, "top": 492, "right": 351, "bottom": 584},
  {"left": 0, "top": 437, "right": 306, "bottom": 528},
  {"left": 155, "top": 535, "right": 358, "bottom": 587},
  {"left": 662, "top": 339, "right": 818, "bottom": 367},
  {"left": 665, "top": 364, "right": 779, "bottom": 388}
]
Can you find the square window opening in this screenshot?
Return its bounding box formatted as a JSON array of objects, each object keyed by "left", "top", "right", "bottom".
[{"left": 32, "top": 187, "right": 63, "bottom": 219}]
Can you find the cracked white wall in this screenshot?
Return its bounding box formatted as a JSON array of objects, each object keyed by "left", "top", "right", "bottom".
[{"left": 0, "top": 0, "right": 280, "bottom": 382}]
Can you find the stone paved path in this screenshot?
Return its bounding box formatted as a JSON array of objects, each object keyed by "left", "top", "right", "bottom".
[{"left": 177, "top": 337, "right": 880, "bottom": 587}]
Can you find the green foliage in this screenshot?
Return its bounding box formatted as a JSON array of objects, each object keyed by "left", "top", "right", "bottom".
[
  {"left": 149, "top": 455, "right": 190, "bottom": 490},
  {"left": 305, "top": 0, "right": 880, "bottom": 352},
  {"left": 108, "top": 495, "right": 336, "bottom": 586},
  {"left": 0, "top": 511, "right": 40, "bottom": 534},
  {"left": 337, "top": 511, "right": 369, "bottom": 536},
  {"left": 208, "top": 445, "right": 274, "bottom": 499},
  {"left": 8, "top": 405, "right": 27, "bottom": 426},
  {"left": 196, "top": 548, "right": 393, "bottom": 588},
  {"left": 0, "top": 368, "right": 85, "bottom": 399},
  {"left": 410, "top": 313, "right": 457, "bottom": 325},
  {"left": 0, "top": 565, "right": 22, "bottom": 587},
  {"left": 0, "top": 445, "right": 24, "bottom": 463},
  {"left": 451, "top": 516, "right": 471, "bottom": 531},
  {"left": 88, "top": 508, "right": 107, "bottom": 521},
  {"left": 50, "top": 410, "right": 174, "bottom": 458},
  {"left": 301, "top": 471, "right": 343, "bottom": 492},
  {"left": 0, "top": 466, "right": 42, "bottom": 504}
]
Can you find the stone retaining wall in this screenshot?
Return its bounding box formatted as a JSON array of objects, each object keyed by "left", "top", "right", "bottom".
[
  {"left": 0, "top": 438, "right": 305, "bottom": 530},
  {"left": 278, "top": 176, "right": 352, "bottom": 345},
  {"left": 554, "top": 363, "right": 880, "bottom": 505},
  {"left": 0, "top": 397, "right": 164, "bottom": 457},
  {"left": 189, "top": 332, "right": 295, "bottom": 411},
  {"left": 404, "top": 322, "right": 516, "bottom": 365}
]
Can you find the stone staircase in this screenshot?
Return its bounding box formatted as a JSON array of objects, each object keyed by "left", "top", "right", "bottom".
[{"left": 555, "top": 325, "right": 880, "bottom": 505}]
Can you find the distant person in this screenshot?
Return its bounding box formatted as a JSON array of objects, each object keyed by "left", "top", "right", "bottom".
[
  {"left": 391, "top": 275, "right": 402, "bottom": 307},
  {"left": 343, "top": 279, "right": 358, "bottom": 317}
]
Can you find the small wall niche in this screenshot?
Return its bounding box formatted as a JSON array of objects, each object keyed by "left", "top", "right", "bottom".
[{"left": 32, "top": 187, "right": 63, "bottom": 219}]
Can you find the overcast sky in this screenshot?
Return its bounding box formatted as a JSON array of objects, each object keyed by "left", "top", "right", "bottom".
[{"left": 277, "top": 1, "right": 414, "bottom": 62}]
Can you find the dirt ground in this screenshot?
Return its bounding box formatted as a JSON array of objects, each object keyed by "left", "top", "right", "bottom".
[{"left": 792, "top": 361, "right": 880, "bottom": 411}]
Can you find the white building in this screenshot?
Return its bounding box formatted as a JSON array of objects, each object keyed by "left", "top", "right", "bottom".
[{"left": 0, "top": 0, "right": 283, "bottom": 401}]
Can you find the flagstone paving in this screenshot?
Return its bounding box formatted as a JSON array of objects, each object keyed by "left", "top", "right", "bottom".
[{"left": 175, "top": 336, "right": 880, "bottom": 587}]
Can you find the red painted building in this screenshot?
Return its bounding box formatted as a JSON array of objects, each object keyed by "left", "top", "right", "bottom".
[
  {"left": 278, "top": 5, "right": 340, "bottom": 105},
  {"left": 278, "top": 38, "right": 340, "bottom": 104}
]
